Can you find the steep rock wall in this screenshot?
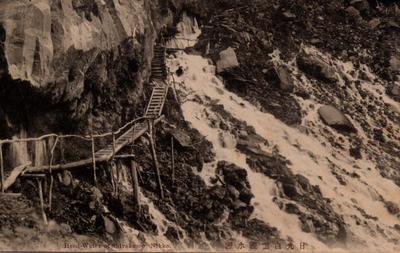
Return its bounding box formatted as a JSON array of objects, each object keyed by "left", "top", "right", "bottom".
[{"left": 0, "top": 0, "right": 181, "bottom": 137}]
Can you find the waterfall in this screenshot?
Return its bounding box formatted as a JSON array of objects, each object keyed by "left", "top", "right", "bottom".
[
  {"left": 166, "top": 12, "right": 201, "bottom": 49},
  {"left": 9, "top": 129, "right": 30, "bottom": 167},
  {"left": 34, "top": 138, "right": 49, "bottom": 168},
  {"left": 8, "top": 129, "right": 51, "bottom": 168}
]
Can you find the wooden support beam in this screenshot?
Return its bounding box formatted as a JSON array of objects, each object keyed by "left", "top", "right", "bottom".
[
  {"left": 130, "top": 160, "right": 140, "bottom": 212},
  {"left": 59, "top": 138, "right": 65, "bottom": 164},
  {"left": 37, "top": 178, "right": 48, "bottom": 225},
  {"left": 0, "top": 192, "right": 21, "bottom": 197},
  {"left": 91, "top": 136, "right": 97, "bottom": 185},
  {"left": 171, "top": 137, "right": 175, "bottom": 184},
  {"left": 147, "top": 120, "right": 164, "bottom": 199},
  {"left": 109, "top": 161, "right": 116, "bottom": 196},
  {"left": 0, "top": 144, "right": 4, "bottom": 193},
  {"left": 112, "top": 131, "right": 116, "bottom": 159},
  {"left": 21, "top": 174, "right": 46, "bottom": 178},
  {"left": 48, "top": 137, "right": 58, "bottom": 211},
  {"left": 3, "top": 162, "right": 31, "bottom": 191},
  {"left": 114, "top": 154, "right": 135, "bottom": 159}
]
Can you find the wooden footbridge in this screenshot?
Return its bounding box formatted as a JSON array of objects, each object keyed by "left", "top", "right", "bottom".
[{"left": 0, "top": 39, "right": 175, "bottom": 222}]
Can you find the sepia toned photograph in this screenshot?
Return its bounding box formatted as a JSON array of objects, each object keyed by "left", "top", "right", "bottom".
[{"left": 0, "top": 0, "right": 399, "bottom": 252}]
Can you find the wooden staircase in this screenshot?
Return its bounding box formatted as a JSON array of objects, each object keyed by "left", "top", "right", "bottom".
[
  {"left": 145, "top": 82, "right": 168, "bottom": 118},
  {"left": 94, "top": 122, "right": 148, "bottom": 161},
  {"left": 151, "top": 43, "right": 167, "bottom": 81},
  {"left": 95, "top": 40, "right": 170, "bottom": 160}
]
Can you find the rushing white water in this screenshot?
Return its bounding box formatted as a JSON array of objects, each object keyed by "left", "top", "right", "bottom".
[
  {"left": 166, "top": 46, "right": 400, "bottom": 252},
  {"left": 166, "top": 12, "right": 201, "bottom": 49},
  {"left": 9, "top": 129, "right": 30, "bottom": 167}
]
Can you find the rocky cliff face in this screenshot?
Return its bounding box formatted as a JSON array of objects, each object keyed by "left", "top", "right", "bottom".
[{"left": 0, "top": 0, "right": 182, "bottom": 137}]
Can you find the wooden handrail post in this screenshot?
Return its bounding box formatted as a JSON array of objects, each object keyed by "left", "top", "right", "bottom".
[
  {"left": 130, "top": 160, "right": 140, "bottom": 212},
  {"left": 37, "top": 178, "right": 48, "bottom": 225},
  {"left": 112, "top": 130, "right": 116, "bottom": 159},
  {"left": 147, "top": 119, "right": 164, "bottom": 199},
  {"left": 131, "top": 123, "right": 136, "bottom": 146},
  {"left": 171, "top": 137, "right": 175, "bottom": 184},
  {"left": 59, "top": 138, "right": 65, "bottom": 164},
  {"left": 0, "top": 144, "right": 4, "bottom": 193},
  {"left": 91, "top": 136, "right": 97, "bottom": 185},
  {"left": 110, "top": 161, "right": 116, "bottom": 195},
  {"left": 48, "top": 136, "right": 59, "bottom": 211}
]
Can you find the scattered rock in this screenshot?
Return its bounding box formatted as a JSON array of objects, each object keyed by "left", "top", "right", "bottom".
[
  {"left": 301, "top": 218, "right": 315, "bottom": 233},
  {"left": 373, "top": 128, "right": 385, "bottom": 142},
  {"left": 349, "top": 145, "right": 362, "bottom": 160},
  {"left": 103, "top": 215, "right": 117, "bottom": 235},
  {"left": 164, "top": 226, "right": 182, "bottom": 244},
  {"left": 385, "top": 201, "right": 399, "bottom": 215},
  {"left": 345, "top": 6, "right": 361, "bottom": 18},
  {"left": 390, "top": 83, "right": 400, "bottom": 96},
  {"left": 216, "top": 47, "right": 239, "bottom": 73},
  {"left": 265, "top": 65, "right": 295, "bottom": 92},
  {"left": 297, "top": 53, "right": 337, "bottom": 83},
  {"left": 350, "top": 0, "right": 370, "bottom": 13},
  {"left": 369, "top": 18, "right": 381, "bottom": 29},
  {"left": 318, "top": 105, "right": 357, "bottom": 133},
  {"left": 282, "top": 11, "right": 296, "bottom": 20},
  {"left": 390, "top": 55, "right": 400, "bottom": 72},
  {"left": 62, "top": 170, "right": 73, "bottom": 186}
]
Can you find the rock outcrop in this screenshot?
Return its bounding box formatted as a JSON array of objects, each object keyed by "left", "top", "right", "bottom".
[
  {"left": 297, "top": 53, "right": 338, "bottom": 83},
  {"left": 0, "top": 0, "right": 175, "bottom": 136},
  {"left": 318, "top": 105, "right": 357, "bottom": 133},
  {"left": 216, "top": 47, "right": 239, "bottom": 73}
]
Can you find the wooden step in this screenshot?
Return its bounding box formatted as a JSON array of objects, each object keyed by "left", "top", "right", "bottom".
[
  {"left": 147, "top": 106, "right": 161, "bottom": 111},
  {"left": 150, "top": 97, "right": 164, "bottom": 100},
  {"left": 147, "top": 108, "right": 161, "bottom": 112},
  {"left": 152, "top": 66, "right": 165, "bottom": 70},
  {"left": 152, "top": 90, "right": 165, "bottom": 93},
  {"left": 153, "top": 89, "right": 165, "bottom": 92},
  {"left": 152, "top": 67, "right": 166, "bottom": 70}
]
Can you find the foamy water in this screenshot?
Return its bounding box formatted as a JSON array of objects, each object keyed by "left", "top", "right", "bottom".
[{"left": 167, "top": 49, "right": 400, "bottom": 252}]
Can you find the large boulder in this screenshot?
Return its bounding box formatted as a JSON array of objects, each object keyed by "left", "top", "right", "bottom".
[
  {"left": 297, "top": 53, "right": 337, "bottom": 83},
  {"left": 318, "top": 105, "right": 357, "bottom": 133},
  {"left": 216, "top": 47, "right": 239, "bottom": 73}
]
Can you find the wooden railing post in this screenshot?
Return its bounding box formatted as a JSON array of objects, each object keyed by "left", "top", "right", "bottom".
[
  {"left": 112, "top": 130, "right": 116, "bottom": 159},
  {"left": 171, "top": 137, "right": 175, "bottom": 184},
  {"left": 37, "top": 178, "right": 48, "bottom": 225},
  {"left": 59, "top": 138, "right": 65, "bottom": 164},
  {"left": 91, "top": 135, "right": 97, "bottom": 185},
  {"left": 0, "top": 143, "right": 4, "bottom": 193},
  {"left": 48, "top": 136, "right": 59, "bottom": 211},
  {"left": 147, "top": 119, "right": 164, "bottom": 199},
  {"left": 130, "top": 160, "right": 140, "bottom": 211}
]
